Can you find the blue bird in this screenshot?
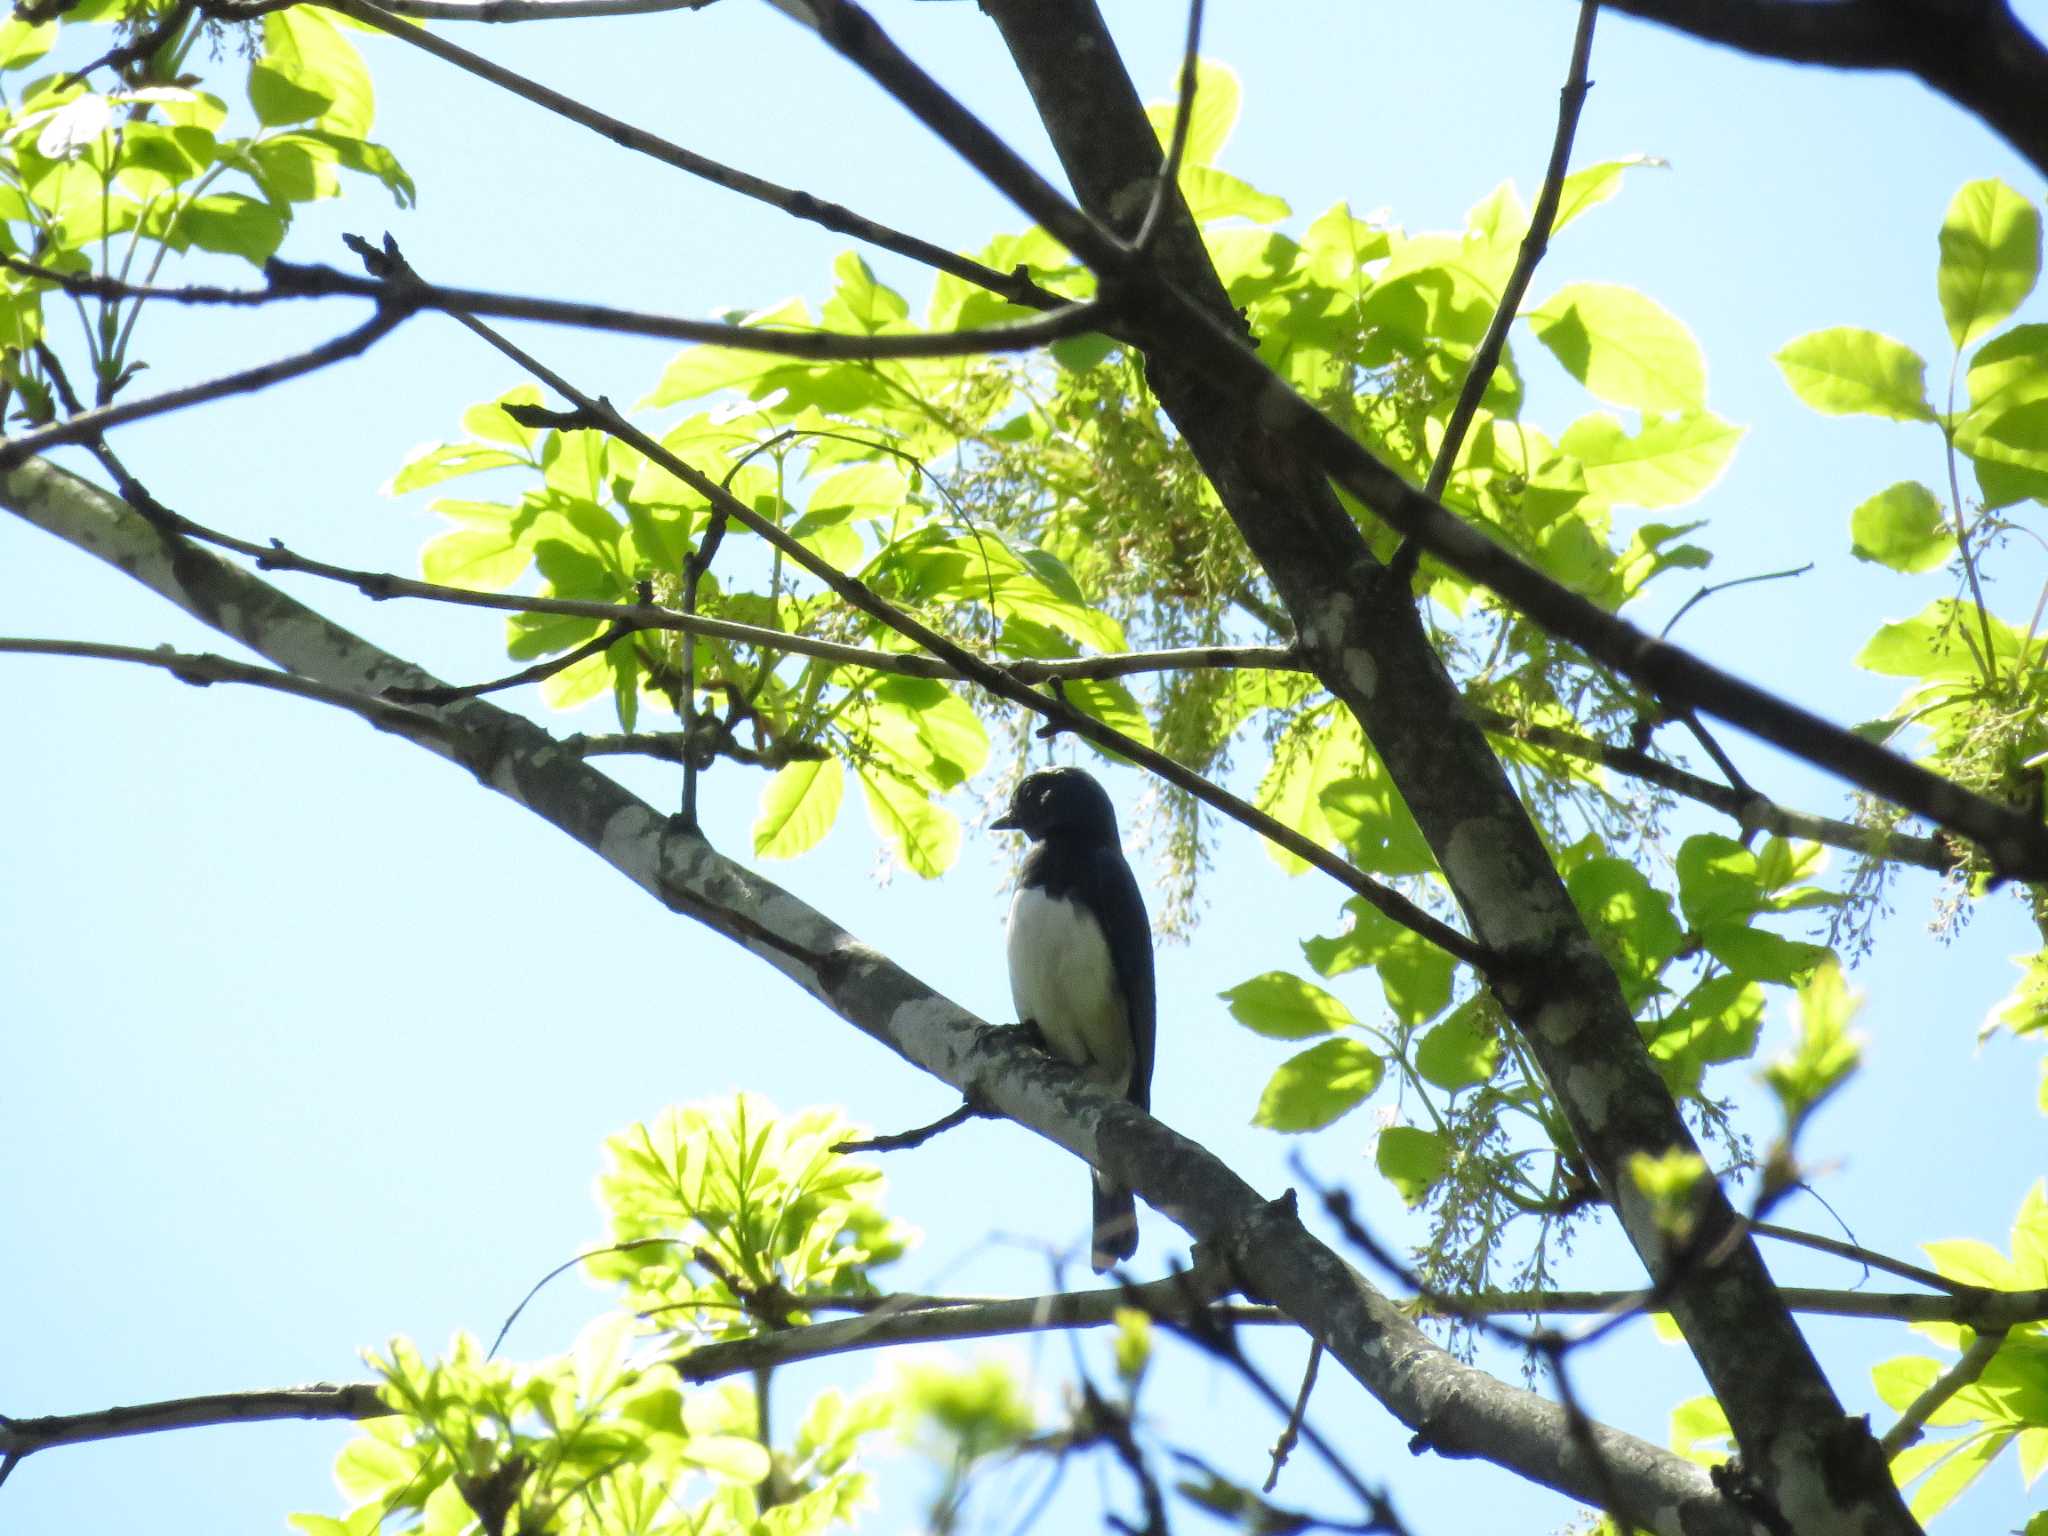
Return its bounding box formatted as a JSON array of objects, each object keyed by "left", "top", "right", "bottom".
[{"left": 993, "top": 767, "right": 1156, "bottom": 1271}]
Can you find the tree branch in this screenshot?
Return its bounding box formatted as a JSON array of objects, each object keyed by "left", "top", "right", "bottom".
[
  {"left": 1598, "top": 0, "right": 2048, "bottom": 181},
  {"left": 1, "top": 255, "right": 1107, "bottom": 362},
  {"left": 1391, "top": 0, "right": 1599, "bottom": 586},
  {"left": 0, "top": 1383, "right": 393, "bottom": 1461},
  {"left": 0, "top": 305, "right": 409, "bottom": 470},
  {"left": 1877, "top": 1327, "right": 2008, "bottom": 1458},
  {"left": 0, "top": 637, "right": 453, "bottom": 744}
]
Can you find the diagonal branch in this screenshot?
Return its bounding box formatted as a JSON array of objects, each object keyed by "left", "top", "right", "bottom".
[
  {"left": 0, "top": 305, "right": 409, "bottom": 470},
  {"left": 0, "top": 457, "right": 1752, "bottom": 1532},
  {"left": 1597, "top": 0, "right": 2048, "bottom": 181},
  {"left": 0, "top": 255, "right": 1108, "bottom": 362},
  {"left": 1391, "top": 0, "right": 1599, "bottom": 586},
  {"left": 1877, "top": 1327, "right": 2008, "bottom": 1458},
  {"left": 0, "top": 637, "right": 454, "bottom": 743}
]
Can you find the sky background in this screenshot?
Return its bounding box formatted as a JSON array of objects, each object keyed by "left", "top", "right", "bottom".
[{"left": 4, "top": 1, "right": 2048, "bottom": 1532}]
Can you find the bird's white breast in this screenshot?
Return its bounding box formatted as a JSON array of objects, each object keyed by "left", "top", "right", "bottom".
[{"left": 1007, "top": 887, "right": 1132, "bottom": 1094}]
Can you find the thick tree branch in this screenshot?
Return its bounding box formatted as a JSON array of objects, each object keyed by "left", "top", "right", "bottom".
[
  {"left": 1, "top": 458, "right": 1754, "bottom": 1534},
  {"left": 1598, "top": 0, "right": 2048, "bottom": 181}
]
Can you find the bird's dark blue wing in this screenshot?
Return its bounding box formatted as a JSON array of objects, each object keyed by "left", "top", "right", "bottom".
[{"left": 1081, "top": 843, "right": 1155, "bottom": 1111}]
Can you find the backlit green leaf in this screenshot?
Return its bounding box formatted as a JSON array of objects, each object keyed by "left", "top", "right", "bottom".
[
  {"left": 1375, "top": 1125, "right": 1449, "bottom": 1204},
  {"left": 755, "top": 758, "right": 844, "bottom": 860},
  {"left": 1252, "top": 1037, "right": 1383, "bottom": 1132},
  {"left": 1144, "top": 58, "right": 1241, "bottom": 168},
  {"left": 1850, "top": 480, "right": 1954, "bottom": 573},
  {"left": 1775, "top": 327, "right": 1933, "bottom": 421},
  {"left": 1530, "top": 282, "right": 1705, "bottom": 412},
  {"left": 859, "top": 768, "right": 958, "bottom": 878},
  {"left": 1219, "top": 972, "right": 1357, "bottom": 1039},
  {"left": 1559, "top": 410, "right": 1742, "bottom": 509},
  {"left": 1937, "top": 178, "right": 2041, "bottom": 348},
  {"left": 1414, "top": 999, "right": 1499, "bottom": 1090}
]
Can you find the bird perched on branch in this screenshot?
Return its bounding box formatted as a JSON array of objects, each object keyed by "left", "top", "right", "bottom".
[{"left": 993, "top": 766, "right": 1156, "bottom": 1272}]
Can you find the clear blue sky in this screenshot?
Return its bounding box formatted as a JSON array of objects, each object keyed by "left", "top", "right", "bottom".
[{"left": 3, "top": 1, "right": 2045, "bottom": 1532}]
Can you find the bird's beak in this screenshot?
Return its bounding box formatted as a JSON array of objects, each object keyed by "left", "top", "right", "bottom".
[{"left": 991, "top": 805, "right": 1022, "bottom": 832}]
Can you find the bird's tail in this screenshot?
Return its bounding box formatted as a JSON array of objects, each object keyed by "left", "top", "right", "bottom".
[{"left": 1091, "top": 1172, "right": 1138, "bottom": 1273}]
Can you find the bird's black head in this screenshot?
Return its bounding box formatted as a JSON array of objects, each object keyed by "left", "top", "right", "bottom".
[{"left": 992, "top": 767, "right": 1120, "bottom": 844}]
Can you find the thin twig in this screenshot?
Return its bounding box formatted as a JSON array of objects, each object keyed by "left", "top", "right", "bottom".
[
  {"left": 1878, "top": 1328, "right": 2008, "bottom": 1458},
  {"left": 1389, "top": 0, "right": 1599, "bottom": 587},
  {"left": 1658, "top": 563, "right": 1816, "bottom": 640},
  {"left": 1262, "top": 1336, "right": 1320, "bottom": 1493},
  {"left": 1, "top": 255, "right": 1106, "bottom": 362},
  {"left": 0, "top": 306, "right": 408, "bottom": 469},
  {"left": 0, "top": 637, "right": 453, "bottom": 742},
  {"left": 1131, "top": 0, "right": 1205, "bottom": 254},
  {"left": 832, "top": 1100, "right": 985, "bottom": 1153},
  {"left": 1751, "top": 1222, "right": 1976, "bottom": 1295}
]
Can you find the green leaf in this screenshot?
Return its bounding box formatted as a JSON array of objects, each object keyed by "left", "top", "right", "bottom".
[
  {"left": 420, "top": 509, "right": 531, "bottom": 590},
  {"left": 754, "top": 758, "right": 843, "bottom": 860},
  {"left": 1964, "top": 323, "right": 2048, "bottom": 421},
  {"left": 385, "top": 444, "right": 527, "bottom": 496},
  {"left": 1301, "top": 201, "right": 1389, "bottom": 287},
  {"left": 1255, "top": 707, "right": 1361, "bottom": 873},
  {"left": 1849, "top": 481, "right": 1955, "bottom": 573},
  {"left": 1220, "top": 972, "right": 1358, "bottom": 1039},
  {"left": 1567, "top": 858, "right": 1683, "bottom": 1005},
  {"left": 1319, "top": 772, "right": 1435, "bottom": 877},
  {"left": 1550, "top": 154, "right": 1665, "bottom": 233},
  {"left": 1414, "top": 998, "right": 1499, "bottom": 1091},
  {"left": 249, "top": 8, "right": 374, "bottom": 135},
  {"left": 1937, "top": 179, "right": 2041, "bottom": 348},
  {"left": 680, "top": 1434, "right": 772, "bottom": 1484},
  {"left": 1252, "top": 1037, "right": 1383, "bottom": 1132},
  {"left": 1986, "top": 949, "right": 2048, "bottom": 1039},
  {"left": 1702, "top": 923, "right": 1829, "bottom": 987},
  {"left": 864, "top": 676, "right": 988, "bottom": 791},
  {"left": 859, "top": 768, "right": 958, "bottom": 878},
  {"left": 1144, "top": 58, "right": 1241, "bottom": 168},
  {"left": 1070, "top": 679, "right": 1155, "bottom": 753},
  {"left": 1760, "top": 957, "right": 1860, "bottom": 1126},
  {"left": 1530, "top": 282, "right": 1705, "bottom": 412},
  {"left": 1961, "top": 396, "right": 2048, "bottom": 477},
  {"left": 1179, "top": 166, "right": 1289, "bottom": 224},
  {"left": 0, "top": 16, "right": 56, "bottom": 70},
  {"left": 822, "top": 250, "right": 909, "bottom": 334},
  {"left": 1559, "top": 410, "right": 1743, "bottom": 509},
  {"left": 1675, "top": 834, "right": 1762, "bottom": 930},
  {"left": 1375, "top": 1125, "right": 1449, "bottom": 1204},
  {"left": 1775, "top": 327, "right": 1934, "bottom": 421},
  {"left": 175, "top": 194, "right": 286, "bottom": 264}
]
